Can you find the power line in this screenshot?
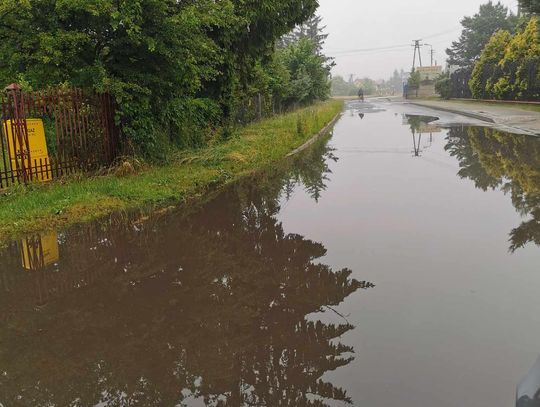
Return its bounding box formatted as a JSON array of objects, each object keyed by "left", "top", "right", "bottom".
[
  {"left": 328, "top": 44, "right": 410, "bottom": 56},
  {"left": 326, "top": 14, "right": 510, "bottom": 58},
  {"left": 326, "top": 25, "right": 461, "bottom": 57}
]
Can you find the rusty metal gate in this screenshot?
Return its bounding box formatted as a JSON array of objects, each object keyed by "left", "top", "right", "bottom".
[{"left": 0, "top": 84, "right": 120, "bottom": 189}]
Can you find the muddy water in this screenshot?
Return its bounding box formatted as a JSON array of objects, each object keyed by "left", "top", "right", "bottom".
[{"left": 1, "top": 101, "right": 540, "bottom": 407}]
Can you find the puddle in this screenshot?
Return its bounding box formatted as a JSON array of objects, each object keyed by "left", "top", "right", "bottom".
[{"left": 1, "top": 102, "right": 539, "bottom": 407}]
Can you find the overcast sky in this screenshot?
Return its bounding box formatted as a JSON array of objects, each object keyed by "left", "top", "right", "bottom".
[{"left": 317, "top": 0, "right": 519, "bottom": 80}]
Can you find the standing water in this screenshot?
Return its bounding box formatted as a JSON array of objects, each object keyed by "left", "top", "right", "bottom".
[{"left": 1, "top": 101, "right": 539, "bottom": 407}]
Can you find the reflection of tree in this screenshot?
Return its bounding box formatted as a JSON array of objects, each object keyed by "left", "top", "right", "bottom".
[
  {"left": 0, "top": 138, "right": 370, "bottom": 407},
  {"left": 283, "top": 134, "right": 338, "bottom": 202},
  {"left": 445, "top": 126, "right": 540, "bottom": 251},
  {"left": 517, "top": 395, "right": 540, "bottom": 407}
]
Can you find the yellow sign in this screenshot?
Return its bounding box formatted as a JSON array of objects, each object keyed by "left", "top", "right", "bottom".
[
  {"left": 21, "top": 231, "right": 59, "bottom": 270},
  {"left": 4, "top": 118, "right": 51, "bottom": 181},
  {"left": 4, "top": 118, "right": 49, "bottom": 159}
]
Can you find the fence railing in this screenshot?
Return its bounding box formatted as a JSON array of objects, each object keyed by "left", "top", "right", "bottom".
[
  {"left": 450, "top": 68, "right": 473, "bottom": 99},
  {"left": 450, "top": 59, "right": 540, "bottom": 100},
  {"left": 0, "top": 84, "right": 120, "bottom": 189}
]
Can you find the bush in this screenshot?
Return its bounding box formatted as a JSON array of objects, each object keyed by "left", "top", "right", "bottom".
[{"left": 435, "top": 73, "right": 452, "bottom": 99}]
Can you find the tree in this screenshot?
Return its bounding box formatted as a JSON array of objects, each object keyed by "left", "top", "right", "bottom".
[
  {"left": 469, "top": 29, "right": 513, "bottom": 98},
  {"left": 493, "top": 17, "right": 540, "bottom": 100},
  {"left": 331, "top": 75, "right": 358, "bottom": 97},
  {"left": 446, "top": 1, "right": 516, "bottom": 69},
  {"left": 408, "top": 69, "right": 421, "bottom": 89},
  {"left": 388, "top": 69, "right": 404, "bottom": 93},
  {"left": 469, "top": 17, "right": 540, "bottom": 100},
  {"left": 0, "top": 0, "right": 320, "bottom": 156},
  {"left": 435, "top": 72, "right": 452, "bottom": 99},
  {"left": 278, "top": 39, "right": 331, "bottom": 106},
  {"left": 280, "top": 13, "right": 335, "bottom": 72},
  {"left": 519, "top": 0, "right": 540, "bottom": 14},
  {"left": 283, "top": 14, "right": 328, "bottom": 53}
]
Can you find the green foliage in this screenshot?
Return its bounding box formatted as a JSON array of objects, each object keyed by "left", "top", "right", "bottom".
[
  {"left": 356, "top": 77, "right": 377, "bottom": 95},
  {"left": 469, "top": 29, "right": 513, "bottom": 98},
  {"left": 331, "top": 76, "right": 358, "bottom": 97},
  {"left": 408, "top": 69, "right": 421, "bottom": 89},
  {"left": 0, "top": 0, "right": 322, "bottom": 157},
  {"left": 469, "top": 17, "right": 540, "bottom": 100},
  {"left": 519, "top": 0, "right": 540, "bottom": 14},
  {"left": 434, "top": 72, "right": 452, "bottom": 99},
  {"left": 0, "top": 100, "right": 344, "bottom": 240},
  {"left": 278, "top": 39, "right": 331, "bottom": 106},
  {"left": 446, "top": 1, "right": 517, "bottom": 69}
]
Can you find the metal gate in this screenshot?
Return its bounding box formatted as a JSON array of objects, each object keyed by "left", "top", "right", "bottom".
[{"left": 0, "top": 83, "right": 120, "bottom": 189}]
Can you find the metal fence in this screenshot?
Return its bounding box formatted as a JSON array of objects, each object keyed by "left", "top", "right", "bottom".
[
  {"left": 0, "top": 84, "right": 120, "bottom": 189},
  {"left": 450, "top": 59, "right": 540, "bottom": 100},
  {"left": 450, "top": 68, "right": 473, "bottom": 99}
]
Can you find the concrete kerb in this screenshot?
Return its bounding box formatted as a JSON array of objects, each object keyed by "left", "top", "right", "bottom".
[
  {"left": 286, "top": 111, "right": 343, "bottom": 157},
  {"left": 408, "top": 101, "right": 496, "bottom": 124}
]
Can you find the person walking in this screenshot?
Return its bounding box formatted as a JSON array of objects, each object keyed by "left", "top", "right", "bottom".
[{"left": 358, "top": 88, "right": 364, "bottom": 102}]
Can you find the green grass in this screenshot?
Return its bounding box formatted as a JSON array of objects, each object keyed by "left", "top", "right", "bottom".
[{"left": 0, "top": 100, "right": 344, "bottom": 242}]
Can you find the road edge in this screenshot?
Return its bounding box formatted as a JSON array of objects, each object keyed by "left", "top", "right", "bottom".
[
  {"left": 408, "top": 101, "right": 496, "bottom": 124},
  {"left": 286, "top": 111, "right": 343, "bottom": 157}
]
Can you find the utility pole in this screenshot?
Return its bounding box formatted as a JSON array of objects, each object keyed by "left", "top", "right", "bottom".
[
  {"left": 424, "top": 44, "right": 435, "bottom": 66},
  {"left": 412, "top": 40, "right": 423, "bottom": 69}
]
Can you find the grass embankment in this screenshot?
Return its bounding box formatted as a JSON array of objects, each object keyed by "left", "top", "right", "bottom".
[{"left": 0, "top": 100, "right": 343, "bottom": 242}]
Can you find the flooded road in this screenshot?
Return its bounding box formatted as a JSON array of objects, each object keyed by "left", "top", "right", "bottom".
[{"left": 1, "top": 101, "right": 540, "bottom": 407}]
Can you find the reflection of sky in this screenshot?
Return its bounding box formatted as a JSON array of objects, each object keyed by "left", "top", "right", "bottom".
[
  {"left": 277, "top": 102, "right": 540, "bottom": 407},
  {"left": 519, "top": 357, "right": 540, "bottom": 399}
]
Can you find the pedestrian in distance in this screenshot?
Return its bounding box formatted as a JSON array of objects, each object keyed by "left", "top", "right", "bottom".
[{"left": 358, "top": 88, "right": 364, "bottom": 102}]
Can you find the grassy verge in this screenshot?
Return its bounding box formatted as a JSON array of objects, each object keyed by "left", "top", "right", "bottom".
[{"left": 0, "top": 99, "right": 343, "bottom": 242}]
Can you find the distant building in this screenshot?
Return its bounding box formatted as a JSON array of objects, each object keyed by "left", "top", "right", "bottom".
[{"left": 416, "top": 66, "right": 443, "bottom": 81}]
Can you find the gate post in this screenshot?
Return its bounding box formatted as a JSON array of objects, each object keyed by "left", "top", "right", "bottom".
[{"left": 5, "top": 83, "right": 32, "bottom": 183}]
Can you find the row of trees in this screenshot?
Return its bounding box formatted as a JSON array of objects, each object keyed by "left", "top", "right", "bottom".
[
  {"left": 443, "top": 1, "right": 540, "bottom": 101},
  {"left": 519, "top": 0, "right": 540, "bottom": 14},
  {"left": 445, "top": 126, "right": 540, "bottom": 252},
  {"left": 0, "top": 1, "right": 332, "bottom": 157},
  {"left": 331, "top": 69, "right": 405, "bottom": 97},
  {"left": 470, "top": 17, "right": 540, "bottom": 100}
]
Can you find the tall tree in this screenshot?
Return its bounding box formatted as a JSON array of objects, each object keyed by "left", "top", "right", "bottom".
[
  {"left": 469, "top": 29, "right": 513, "bottom": 98},
  {"left": 446, "top": 1, "right": 516, "bottom": 68},
  {"left": 280, "top": 13, "right": 335, "bottom": 71},
  {"left": 0, "top": 0, "right": 319, "bottom": 156},
  {"left": 519, "top": 0, "right": 540, "bottom": 14}
]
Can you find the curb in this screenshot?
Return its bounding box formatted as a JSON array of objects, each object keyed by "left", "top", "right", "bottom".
[
  {"left": 408, "top": 102, "right": 496, "bottom": 124},
  {"left": 286, "top": 111, "right": 343, "bottom": 157}
]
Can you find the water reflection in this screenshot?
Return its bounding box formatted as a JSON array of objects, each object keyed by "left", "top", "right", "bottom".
[
  {"left": 445, "top": 126, "right": 540, "bottom": 252},
  {"left": 404, "top": 115, "right": 441, "bottom": 157},
  {"left": 0, "top": 137, "right": 372, "bottom": 407}
]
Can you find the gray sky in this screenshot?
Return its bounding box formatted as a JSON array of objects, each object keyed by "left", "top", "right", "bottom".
[{"left": 318, "top": 0, "right": 519, "bottom": 80}]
